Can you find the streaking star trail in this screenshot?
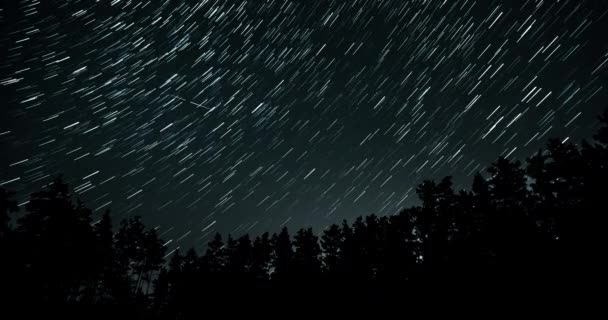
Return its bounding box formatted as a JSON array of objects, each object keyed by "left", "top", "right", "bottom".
[{"left": 1, "top": 0, "right": 607, "bottom": 251}]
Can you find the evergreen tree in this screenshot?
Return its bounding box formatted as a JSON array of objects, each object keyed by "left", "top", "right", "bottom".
[
  {"left": 0, "top": 188, "right": 18, "bottom": 237},
  {"left": 250, "top": 232, "right": 272, "bottom": 280},
  {"left": 320, "top": 224, "right": 342, "bottom": 274},
  {"left": 271, "top": 227, "right": 292, "bottom": 281},
  {"left": 293, "top": 228, "right": 322, "bottom": 277},
  {"left": 203, "top": 233, "right": 227, "bottom": 273}
]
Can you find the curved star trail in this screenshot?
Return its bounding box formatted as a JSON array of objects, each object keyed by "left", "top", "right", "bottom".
[{"left": 1, "top": 0, "right": 607, "bottom": 251}]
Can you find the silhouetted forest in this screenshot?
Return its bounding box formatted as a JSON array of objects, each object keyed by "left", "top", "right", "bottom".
[{"left": 1, "top": 109, "right": 608, "bottom": 317}]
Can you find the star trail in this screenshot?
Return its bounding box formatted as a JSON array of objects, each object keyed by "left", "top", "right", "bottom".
[{"left": 1, "top": 0, "right": 607, "bottom": 251}]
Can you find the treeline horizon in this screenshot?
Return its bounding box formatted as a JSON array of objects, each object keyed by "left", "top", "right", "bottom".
[{"left": 1, "top": 108, "right": 607, "bottom": 317}]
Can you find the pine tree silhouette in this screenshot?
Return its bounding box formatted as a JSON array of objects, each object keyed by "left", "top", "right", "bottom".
[
  {"left": 0, "top": 187, "right": 17, "bottom": 237},
  {"left": 2, "top": 108, "right": 608, "bottom": 317}
]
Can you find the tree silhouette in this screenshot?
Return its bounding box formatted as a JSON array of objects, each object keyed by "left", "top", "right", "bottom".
[
  {"left": 16, "top": 177, "right": 97, "bottom": 303},
  {"left": 115, "top": 216, "right": 146, "bottom": 295},
  {"left": 139, "top": 228, "right": 166, "bottom": 295},
  {"left": 292, "top": 228, "right": 322, "bottom": 277},
  {"left": 0, "top": 187, "right": 18, "bottom": 237},
  {"left": 92, "top": 210, "right": 116, "bottom": 302},
  {"left": 250, "top": 232, "right": 272, "bottom": 280},
  {"left": 152, "top": 267, "right": 169, "bottom": 315},
  {"left": 2, "top": 108, "right": 608, "bottom": 317},
  {"left": 0, "top": 187, "right": 20, "bottom": 309},
  {"left": 320, "top": 224, "right": 342, "bottom": 275},
  {"left": 226, "top": 234, "right": 252, "bottom": 276},
  {"left": 593, "top": 107, "right": 608, "bottom": 145},
  {"left": 415, "top": 176, "right": 454, "bottom": 279},
  {"left": 379, "top": 211, "right": 418, "bottom": 282},
  {"left": 202, "top": 232, "right": 226, "bottom": 274},
  {"left": 271, "top": 227, "right": 292, "bottom": 281}
]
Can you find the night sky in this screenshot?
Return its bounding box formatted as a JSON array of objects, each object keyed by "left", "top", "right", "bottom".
[{"left": 1, "top": 0, "right": 607, "bottom": 252}]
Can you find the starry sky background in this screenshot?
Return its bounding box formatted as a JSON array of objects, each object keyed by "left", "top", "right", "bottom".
[{"left": 1, "top": 0, "right": 607, "bottom": 252}]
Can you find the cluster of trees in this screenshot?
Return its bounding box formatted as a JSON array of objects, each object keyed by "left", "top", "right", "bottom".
[
  {"left": 0, "top": 181, "right": 166, "bottom": 315},
  {"left": 1, "top": 109, "right": 607, "bottom": 317}
]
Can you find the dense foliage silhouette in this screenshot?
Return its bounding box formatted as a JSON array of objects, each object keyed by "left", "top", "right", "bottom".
[{"left": 1, "top": 108, "right": 607, "bottom": 317}]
